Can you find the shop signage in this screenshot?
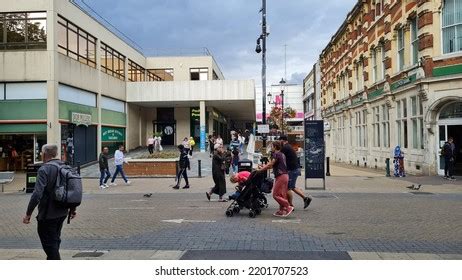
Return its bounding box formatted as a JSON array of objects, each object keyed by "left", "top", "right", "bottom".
[
  {"left": 367, "top": 87, "right": 384, "bottom": 100},
  {"left": 71, "top": 112, "right": 92, "bottom": 126},
  {"left": 200, "top": 125, "right": 206, "bottom": 151},
  {"left": 390, "top": 74, "right": 417, "bottom": 92},
  {"left": 102, "top": 127, "right": 125, "bottom": 142},
  {"left": 191, "top": 108, "right": 200, "bottom": 120}
]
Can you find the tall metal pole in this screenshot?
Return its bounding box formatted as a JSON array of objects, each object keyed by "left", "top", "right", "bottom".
[
  {"left": 281, "top": 90, "right": 284, "bottom": 135},
  {"left": 261, "top": 0, "right": 268, "bottom": 161}
]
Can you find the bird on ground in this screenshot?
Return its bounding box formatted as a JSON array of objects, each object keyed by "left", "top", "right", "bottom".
[
  {"left": 143, "top": 193, "right": 153, "bottom": 197},
  {"left": 413, "top": 184, "right": 422, "bottom": 190}
]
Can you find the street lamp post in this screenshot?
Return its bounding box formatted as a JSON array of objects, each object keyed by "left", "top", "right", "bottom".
[
  {"left": 279, "top": 78, "right": 286, "bottom": 135},
  {"left": 255, "top": 0, "right": 268, "bottom": 162}
]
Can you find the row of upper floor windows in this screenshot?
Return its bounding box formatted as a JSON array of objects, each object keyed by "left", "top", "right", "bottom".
[{"left": 1, "top": 12, "right": 218, "bottom": 82}]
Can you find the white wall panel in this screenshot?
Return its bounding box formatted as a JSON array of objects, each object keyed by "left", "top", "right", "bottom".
[
  {"left": 5, "top": 82, "right": 47, "bottom": 100},
  {"left": 58, "top": 84, "right": 96, "bottom": 107},
  {"left": 102, "top": 96, "right": 125, "bottom": 113}
]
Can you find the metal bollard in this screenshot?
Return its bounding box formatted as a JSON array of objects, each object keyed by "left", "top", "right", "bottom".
[
  {"left": 198, "top": 159, "right": 202, "bottom": 178},
  {"left": 385, "top": 158, "right": 391, "bottom": 177},
  {"left": 326, "top": 157, "right": 331, "bottom": 176},
  {"left": 77, "top": 161, "right": 81, "bottom": 175}
]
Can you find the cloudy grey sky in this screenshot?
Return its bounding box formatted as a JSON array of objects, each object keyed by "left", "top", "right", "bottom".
[{"left": 82, "top": 0, "right": 357, "bottom": 85}]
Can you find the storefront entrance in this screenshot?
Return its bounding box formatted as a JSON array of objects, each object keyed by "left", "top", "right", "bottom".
[
  {"left": 437, "top": 102, "right": 462, "bottom": 176},
  {"left": 154, "top": 121, "right": 176, "bottom": 146},
  {"left": 0, "top": 133, "right": 46, "bottom": 171},
  {"left": 61, "top": 124, "right": 97, "bottom": 166}
]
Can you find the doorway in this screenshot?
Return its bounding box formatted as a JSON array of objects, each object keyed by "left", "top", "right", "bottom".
[{"left": 437, "top": 102, "right": 462, "bottom": 176}]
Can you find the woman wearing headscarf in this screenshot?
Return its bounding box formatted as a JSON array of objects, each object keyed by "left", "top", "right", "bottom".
[{"left": 206, "top": 144, "right": 227, "bottom": 202}]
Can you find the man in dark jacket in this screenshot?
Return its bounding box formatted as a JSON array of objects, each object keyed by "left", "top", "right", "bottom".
[
  {"left": 443, "top": 137, "right": 456, "bottom": 180},
  {"left": 23, "top": 144, "right": 77, "bottom": 260},
  {"left": 173, "top": 144, "right": 190, "bottom": 189},
  {"left": 279, "top": 135, "right": 312, "bottom": 209},
  {"left": 99, "top": 147, "right": 111, "bottom": 189}
]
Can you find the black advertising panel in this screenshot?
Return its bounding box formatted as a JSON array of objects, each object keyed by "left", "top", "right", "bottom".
[{"left": 304, "top": 120, "right": 325, "bottom": 179}]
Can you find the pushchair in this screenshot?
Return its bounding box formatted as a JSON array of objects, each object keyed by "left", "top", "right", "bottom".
[{"left": 225, "top": 171, "right": 273, "bottom": 218}]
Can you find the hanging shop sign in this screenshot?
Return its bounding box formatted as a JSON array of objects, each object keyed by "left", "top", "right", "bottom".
[
  {"left": 102, "top": 127, "right": 125, "bottom": 142},
  {"left": 71, "top": 112, "right": 92, "bottom": 126}
]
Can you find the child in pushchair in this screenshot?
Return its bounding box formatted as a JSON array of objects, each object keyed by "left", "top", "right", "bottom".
[{"left": 225, "top": 171, "right": 273, "bottom": 218}]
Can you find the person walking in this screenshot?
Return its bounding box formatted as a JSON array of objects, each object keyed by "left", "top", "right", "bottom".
[
  {"left": 173, "top": 144, "right": 190, "bottom": 189},
  {"left": 231, "top": 147, "right": 240, "bottom": 174},
  {"left": 147, "top": 135, "right": 155, "bottom": 154},
  {"left": 23, "top": 144, "right": 77, "bottom": 260},
  {"left": 238, "top": 133, "right": 245, "bottom": 154},
  {"left": 442, "top": 137, "right": 456, "bottom": 180},
  {"left": 206, "top": 144, "right": 227, "bottom": 202},
  {"left": 279, "top": 135, "right": 312, "bottom": 209},
  {"left": 258, "top": 141, "right": 293, "bottom": 217},
  {"left": 189, "top": 137, "right": 196, "bottom": 156},
  {"left": 216, "top": 135, "right": 223, "bottom": 147},
  {"left": 110, "top": 145, "right": 131, "bottom": 186},
  {"left": 98, "top": 147, "right": 111, "bottom": 189}
]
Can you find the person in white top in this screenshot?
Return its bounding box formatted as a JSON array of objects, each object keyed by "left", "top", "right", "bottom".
[
  {"left": 147, "top": 136, "right": 155, "bottom": 154},
  {"left": 238, "top": 133, "right": 245, "bottom": 154},
  {"left": 110, "top": 145, "right": 131, "bottom": 186}
]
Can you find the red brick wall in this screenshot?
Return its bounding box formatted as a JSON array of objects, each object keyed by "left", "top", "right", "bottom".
[{"left": 124, "top": 161, "right": 177, "bottom": 176}]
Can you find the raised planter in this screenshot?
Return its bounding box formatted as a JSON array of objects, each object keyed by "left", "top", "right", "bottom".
[{"left": 124, "top": 158, "right": 177, "bottom": 176}]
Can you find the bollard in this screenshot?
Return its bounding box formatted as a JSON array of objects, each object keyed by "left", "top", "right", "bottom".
[
  {"left": 385, "top": 158, "right": 391, "bottom": 177},
  {"left": 77, "top": 161, "right": 81, "bottom": 175},
  {"left": 326, "top": 157, "right": 331, "bottom": 176},
  {"left": 198, "top": 159, "right": 202, "bottom": 178}
]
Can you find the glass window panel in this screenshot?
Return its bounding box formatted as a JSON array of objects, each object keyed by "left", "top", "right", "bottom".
[
  {"left": 404, "top": 120, "right": 408, "bottom": 148},
  {"left": 68, "top": 29, "right": 77, "bottom": 54},
  {"left": 443, "top": 0, "right": 455, "bottom": 27},
  {"left": 88, "top": 41, "right": 96, "bottom": 63},
  {"left": 411, "top": 96, "right": 417, "bottom": 116},
  {"left": 106, "top": 50, "right": 113, "bottom": 71},
  {"left": 57, "top": 22, "right": 67, "bottom": 49},
  {"left": 27, "top": 12, "right": 46, "bottom": 19},
  {"left": 443, "top": 26, "right": 456, "bottom": 53},
  {"left": 78, "top": 34, "right": 87, "bottom": 58},
  {"left": 457, "top": 25, "right": 462, "bottom": 51},
  {"left": 420, "top": 119, "right": 424, "bottom": 149},
  {"left": 403, "top": 99, "right": 407, "bottom": 118},
  {"left": 0, "top": 20, "right": 4, "bottom": 44},
  {"left": 413, "top": 119, "right": 418, "bottom": 149},
  {"left": 199, "top": 72, "right": 208, "bottom": 80},
  {"left": 6, "top": 19, "right": 26, "bottom": 43}
]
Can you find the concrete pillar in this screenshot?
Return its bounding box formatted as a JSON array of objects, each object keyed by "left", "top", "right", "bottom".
[
  {"left": 96, "top": 38, "right": 102, "bottom": 157},
  {"left": 200, "top": 101, "right": 206, "bottom": 152},
  {"left": 46, "top": 9, "right": 61, "bottom": 154}
]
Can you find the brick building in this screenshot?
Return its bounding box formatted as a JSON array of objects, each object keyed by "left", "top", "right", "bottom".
[{"left": 320, "top": 0, "right": 462, "bottom": 175}]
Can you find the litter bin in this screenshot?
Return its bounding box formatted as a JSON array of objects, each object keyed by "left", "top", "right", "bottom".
[
  {"left": 26, "top": 163, "right": 42, "bottom": 193},
  {"left": 238, "top": 159, "right": 253, "bottom": 173}
]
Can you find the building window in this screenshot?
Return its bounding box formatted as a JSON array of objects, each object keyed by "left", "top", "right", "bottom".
[
  {"left": 355, "top": 111, "right": 367, "bottom": 147},
  {"left": 190, "top": 68, "right": 208, "bottom": 80},
  {"left": 213, "top": 70, "right": 219, "bottom": 80},
  {"left": 128, "top": 59, "right": 145, "bottom": 82},
  {"left": 0, "top": 12, "right": 47, "bottom": 50},
  {"left": 397, "top": 27, "right": 405, "bottom": 71},
  {"left": 396, "top": 99, "right": 408, "bottom": 149},
  {"left": 442, "top": 0, "right": 462, "bottom": 54},
  {"left": 373, "top": 106, "right": 381, "bottom": 147},
  {"left": 57, "top": 15, "right": 96, "bottom": 68},
  {"left": 355, "top": 62, "right": 363, "bottom": 92},
  {"left": 372, "top": 49, "right": 378, "bottom": 83},
  {"left": 410, "top": 18, "right": 419, "bottom": 65},
  {"left": 147, "top": 69, "right": 173, "bottom": 81},
  {"left": 362, "top": 109, "right": 368, "bottom": 147},
  {"left": 381, "top": 44, "right": 386, "bottom": 80},
  {"left": 337, "top": 116, "right": 345, "bottom": 147},
  {"left": 100, "top": 42, "right": 125, "bottom": 80},
  {"left": 410, "top": 96, "right": 424, "bottom": 149},
  {"left": 381, "top": 104, "right": 390, "bottom": 148}
]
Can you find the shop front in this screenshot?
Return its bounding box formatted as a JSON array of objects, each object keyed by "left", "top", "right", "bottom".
[
  {"left": 102, "top": 126, "right": 126, "bottom": 155},
  {"left": 61, "top": 112, "right": 97, "bottom": 166},
  {"left": 190, "top": 107, "right": 209, "bottom": 144},
  {"left": 437, "top": 102, "right": 462, "bottom": 176},
  {"left": 0, "top": 124, "right": 47, "bottom": 171}
]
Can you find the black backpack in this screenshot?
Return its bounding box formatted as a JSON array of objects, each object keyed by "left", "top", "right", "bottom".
[{"left": 47, "top": 161, "right": 83, "bottom": 209}]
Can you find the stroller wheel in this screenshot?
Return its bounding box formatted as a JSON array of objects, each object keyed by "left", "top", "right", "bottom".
[
  {"left": 255, "top": 208, "right": 262, "bottom": 215},
  {"left": 226, "top": 210, "right": 234, "bottom": 217},
  {"left": 233, "top": 206, "right": 240, "bottom": 214},
  {"left": 248, "top": 211, "right": 256, "bottom": 218}
]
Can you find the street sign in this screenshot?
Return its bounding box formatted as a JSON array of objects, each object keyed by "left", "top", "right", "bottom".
[
  {"left": 257, "top": 124, "right": 270, "bottom": 133},
  {"left": 304, "top": 120, "right": 325, "bottom": 180}
]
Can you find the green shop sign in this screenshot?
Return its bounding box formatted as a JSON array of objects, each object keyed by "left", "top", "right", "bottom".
[
  {"left": 367, "top": 87, "right": 384, "bottom": 101},
  {"left": 391, "top": 74, "right": 416, "bottom": 92},
  {"left": 102, "top": 127, "right": 125, "bottom": 142}
]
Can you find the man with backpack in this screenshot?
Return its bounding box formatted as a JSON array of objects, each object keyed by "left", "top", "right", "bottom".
[{"left": 23, "top": 144, "right": 80, "bottom": 260}]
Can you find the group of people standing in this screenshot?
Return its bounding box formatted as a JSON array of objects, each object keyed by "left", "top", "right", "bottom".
[{"left": 146, "top": 135, "right": 163, "bottom": 154}]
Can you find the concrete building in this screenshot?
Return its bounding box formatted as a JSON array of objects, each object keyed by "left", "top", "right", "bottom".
[
  {"left": 0, "top": 0, "right": 255, "bottom": 170},
  {"left": 303, "top": 62, "right": 322, "bottom": 120},
  {"left": 320, "top": 0, "right": 462, "bottom": 176}
]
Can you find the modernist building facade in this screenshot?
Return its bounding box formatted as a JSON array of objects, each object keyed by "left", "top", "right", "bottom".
[
  {"left": 0, "top": 0, "right": 255, "bottom": 170},
  {"left": 320, "top": 0, "right": 462, "bottom": 175}
]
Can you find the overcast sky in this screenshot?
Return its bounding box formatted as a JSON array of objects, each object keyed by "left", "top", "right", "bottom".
[{"left": 82, "top": 0, "right": 357, "bottom": 85}]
